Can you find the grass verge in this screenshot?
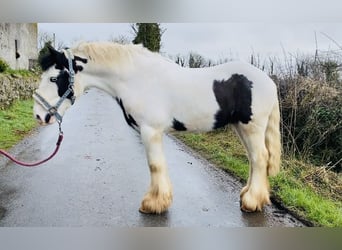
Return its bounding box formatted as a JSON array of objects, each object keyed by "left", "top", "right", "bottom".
[
  {"left": 0, "top": 99, "right": 37, "bottom": 150},
  {"left": 174, "top": 128, "right": 342, "bottom": 227}
]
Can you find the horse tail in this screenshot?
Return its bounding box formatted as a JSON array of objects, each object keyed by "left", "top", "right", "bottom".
[{"left": 265, "top": 100, "right": 281, "bottom": 176}]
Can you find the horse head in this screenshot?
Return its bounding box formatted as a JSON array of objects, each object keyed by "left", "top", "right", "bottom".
[{"left": 33, "top": 45, "right": 87, "bottom": 125}]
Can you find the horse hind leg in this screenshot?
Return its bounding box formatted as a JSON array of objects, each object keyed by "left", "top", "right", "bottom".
[
  {"left": 139, "top": 125, "right": 173, "bottom": 214},
  {"left": 233, "top": 121, "right": 271, "bottom": 212}
]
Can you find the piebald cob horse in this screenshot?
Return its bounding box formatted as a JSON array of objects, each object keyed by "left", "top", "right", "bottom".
[{"left": 33, "top": 42, "right": 281, "bottom": 214}]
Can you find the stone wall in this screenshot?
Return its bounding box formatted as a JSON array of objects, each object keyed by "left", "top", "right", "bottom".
[
  {"left": 0, "top": 23, "right": 38, "bottom": 70},
  {"left": 0, "top": 74, "right": 39, "bottom": 109}
]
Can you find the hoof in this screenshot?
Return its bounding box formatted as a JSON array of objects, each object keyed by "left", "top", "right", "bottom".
[
  {"left": 139, "top": 192, "right": 173, "bottom": 214},
  {"left": 240, "top": 188, "right": 270, "bottom": 212},
  {"left": 139, "top": 207, "right": 168, "bottom": 215}
]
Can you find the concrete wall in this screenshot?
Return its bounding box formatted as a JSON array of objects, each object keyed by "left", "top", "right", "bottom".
[{"left": 0, "top": 23, "right": 38, "bottom": 70}]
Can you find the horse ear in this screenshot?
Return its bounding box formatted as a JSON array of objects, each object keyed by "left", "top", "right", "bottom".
[
  {"left": 75, "top": 65, "right": 84, "bottom": 72},
  {"left": 73, "top": 56, "right": 87, "bottom": 72},
  {"left": 74, "top": 56, "right": 88, "bottom": 64}
]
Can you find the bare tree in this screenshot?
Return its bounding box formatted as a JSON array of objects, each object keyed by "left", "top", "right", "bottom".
[
  {"left": 108, "top": 35, "right": 131, "bottom": 44},
  {"left": 56, "top": 40, "right": 67, "bottom": 50},
  {"left": 188, "top": 52, "right": 206, "bottom": 68},
  {"left": 38, "top": 31, "right": 67, "bottom": 50},
  {"left": 175, "top": 54, "right": 186, "bottom": 67},
  {"left": 38, "top": 31, "right": 54, "bottom": 50}
]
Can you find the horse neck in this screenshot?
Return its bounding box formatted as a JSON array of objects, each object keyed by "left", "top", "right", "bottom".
[
  {"left": 75, "top": 47, "right": 181, "bottom": 99},
  {"left": 77, "top": 61, "right": 136, "bottom": 98},
  {"left": 77, "top": 54, "right": 170, "bottom": 97},
  {"left": 76, "top": 71, "right": 116, "bottom": 97}
]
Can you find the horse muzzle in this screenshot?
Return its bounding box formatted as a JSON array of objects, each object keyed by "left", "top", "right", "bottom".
[{"left": 35, "top": 113, "right": 57, "bottom": 125}]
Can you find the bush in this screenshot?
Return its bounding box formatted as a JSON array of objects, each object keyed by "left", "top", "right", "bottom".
[
  {"left": 0, "top": 58, "right": 9, "bottom": 73},
  {"left": 276, "top": 76, "right": 342, "bottom": 171}
]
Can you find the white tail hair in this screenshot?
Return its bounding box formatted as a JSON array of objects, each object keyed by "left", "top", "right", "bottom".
[{"left": 265, "top": 101, "right": 281, "bottom": 176}]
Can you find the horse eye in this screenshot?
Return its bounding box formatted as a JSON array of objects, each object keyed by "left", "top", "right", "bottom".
[{"left": 50, "top": 77, "right": 57, "bottom": 82}]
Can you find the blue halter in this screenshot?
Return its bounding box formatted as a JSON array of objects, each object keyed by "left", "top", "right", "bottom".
[{"left": 33, "top": 49, "right": 75, "bottom": 124}]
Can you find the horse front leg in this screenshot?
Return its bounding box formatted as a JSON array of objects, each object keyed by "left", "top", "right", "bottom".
[{"left": 139, "top": 125, "right": 173, "bottom": 214}]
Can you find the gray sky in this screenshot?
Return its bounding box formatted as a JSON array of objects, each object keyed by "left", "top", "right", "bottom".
[{"left": 38, "top": 23, "right": 342, "bottom": 62}]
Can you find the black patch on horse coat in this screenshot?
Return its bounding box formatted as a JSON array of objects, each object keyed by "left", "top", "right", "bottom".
[
  {"left": 172, "top": 118, "right": 187, "bottom": 131},
  {"left": 115, "top": 98, "right": 138, "bottom": 128},
  {"left": 213, "top": 74, "right": 253, "bottom": 129},
  {"left": 39, "top": 45, "right": 87, "bottom": 72},
  {"left": 53, "top": 70, "right": 74, "bottom": 101}
]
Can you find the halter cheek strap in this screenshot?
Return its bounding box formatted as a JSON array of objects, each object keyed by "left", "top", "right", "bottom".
[
  {"left": 33, "top": 92, "right": 63, "bottom": 123},
  {"left": 33, "top": 49, "right": 76, "bottom": 124}
]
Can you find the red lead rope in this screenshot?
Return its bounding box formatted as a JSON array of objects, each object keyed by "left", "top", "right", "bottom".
[{"left": 0, "top": 133, "right": 63, "bottom": 167}]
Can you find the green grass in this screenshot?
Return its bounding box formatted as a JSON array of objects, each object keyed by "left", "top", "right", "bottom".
[
  {"left": 2, "top": 68, "right": 37, "bottom": 77},
  {"left": 0, "top": 99, "right": 37, "bottom": 149},
  {"left": 174, "top": 128, "right": 342, "bottom": 227},
  {"left": 270, "top": 171, "right": 342, "bottom": 227}
]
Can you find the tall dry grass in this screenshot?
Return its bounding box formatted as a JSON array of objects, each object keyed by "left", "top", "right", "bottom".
[{"left": 258, "top": 51, "right": 342, "bottom": 172}]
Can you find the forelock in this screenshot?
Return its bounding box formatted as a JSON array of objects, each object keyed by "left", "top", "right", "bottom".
[
  {"left": 39, "top": 52, "right": 56, "bottom": 71},
  {"left": 39, "top": 47, "right": 69, "bottom": 71}
]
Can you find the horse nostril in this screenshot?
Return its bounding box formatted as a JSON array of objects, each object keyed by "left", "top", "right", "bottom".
[
  {"left": 36, "top": 114, "right": 41, "bottom": 121},
  {"left": 45, "top": 114, "right": 51, "bottom": 123}
]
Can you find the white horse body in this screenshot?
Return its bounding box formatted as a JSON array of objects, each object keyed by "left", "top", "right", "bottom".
[
  {"left": 34, "top": 42, "right": 281, "bottom": 214},
  {"left": 74, "top": 50, "right": 277, "bottom": 133}
]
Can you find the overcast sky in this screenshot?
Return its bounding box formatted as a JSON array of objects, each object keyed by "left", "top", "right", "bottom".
[{"left": 38, "top": 23, "right": 342, "bottom": 62}]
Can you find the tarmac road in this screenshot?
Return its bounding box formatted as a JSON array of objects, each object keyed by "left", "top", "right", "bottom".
[{"left": 0, "top": 89, "right": 305, "bottom": 227}]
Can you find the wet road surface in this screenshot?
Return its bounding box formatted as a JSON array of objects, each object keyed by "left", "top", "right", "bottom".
[{"left": 0, "top": 89, "right": 305, "bottom": 227}]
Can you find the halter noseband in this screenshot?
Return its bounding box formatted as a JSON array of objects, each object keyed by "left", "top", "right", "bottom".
[{"left": 34, "top": 49, "right": 76, "bottom": 124}]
